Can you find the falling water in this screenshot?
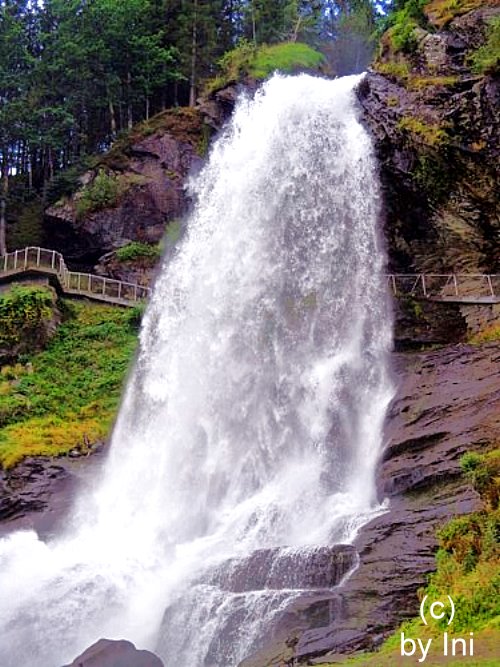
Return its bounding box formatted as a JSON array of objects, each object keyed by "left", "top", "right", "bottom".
[{"left": 0, "top": 74, "right": 393, "bottom": 667}]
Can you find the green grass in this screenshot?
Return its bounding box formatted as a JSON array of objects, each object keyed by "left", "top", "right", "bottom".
[
  {"left": 75, "top": 169, "right": 121, "bottom": 220},
  {"left": 115, "top": 241, "right": 161, "bottom": 263},
  {"left": 205, "top": 41, "right": 324, "bottom": 93},
  {"left": 0, "top": 299, "right": 139, "bottom": 468}
]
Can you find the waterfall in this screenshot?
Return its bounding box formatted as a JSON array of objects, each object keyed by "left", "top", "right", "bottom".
[{"left": 0, "top": 74, "right": 393, "bottom": 667}]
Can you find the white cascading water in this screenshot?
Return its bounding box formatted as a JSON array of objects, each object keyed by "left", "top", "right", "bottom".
[{"left": 0, "top": 74, "right": 393, "bottom": 667}]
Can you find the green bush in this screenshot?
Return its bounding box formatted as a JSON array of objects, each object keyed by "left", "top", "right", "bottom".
[
  {"left": 470, "top": 17, "right": 500, "bottom": 74},
  {"left": 0, "top": 286, "right": 56, "bottom": 351},
  {"left": 384, "top": 0, "right": 428, "bottom": 54},
  {"left": 76, "top": 169, "right": 120, "bottom": 219},
  {"left": 115, "top": 241, "right": 161, "bottom": 262},
  {"left": 461, "top": 449, "right": 500, "bottom": 510}
]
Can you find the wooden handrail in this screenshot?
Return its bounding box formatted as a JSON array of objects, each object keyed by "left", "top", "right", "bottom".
[{"left": 0, "top": 246, "right": 151, "bottom": 307}]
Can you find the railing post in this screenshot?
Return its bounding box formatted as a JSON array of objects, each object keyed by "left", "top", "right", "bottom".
[
  {"left": 37, "top": 247, "right": 41, "bottom": 267},
  {"left": 487, "top": 275, "right": 494, "bottom": 298},
  {"left": 421, "top": 274, "right": 427, "bottom": 298},
  {"left": 102, "top": 278, "right": 106, "bottom": 295},
  {"left": 14, "top": 250, "right": 18, "bottom": 270},
  {"left": 89, "top": 275, "right": 92, "bottom": 293},
  {"left": 51, "top": 251, "right": 55, "bottom": 270},
  {"left": 453, "top": 274, "right": 458, "bottom": 297},
  {"left": 24, "top": 247, "right": 28, "bottom": 269},
  {"left": 391, "top": 275, "right": 396, "bottom": 296},
  {"left": 134, "top": 285, "right": 138, "bottom": 302},
  {"left": 118, "top": 282, "right": 122, "bottom": 300}
]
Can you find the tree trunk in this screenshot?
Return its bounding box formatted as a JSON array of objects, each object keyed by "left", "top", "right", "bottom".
[
  {"left": 189, "top": 0, "right": 198, "bottom": 108},
  {"left": 0, "top": 152, "right": 9, "bottom": 256},
  {"left": 108, "top": 97, "right": 117, "bottom": 137},
  {"left": 127, "top": 71, "right": 133, "bottom": 129}
]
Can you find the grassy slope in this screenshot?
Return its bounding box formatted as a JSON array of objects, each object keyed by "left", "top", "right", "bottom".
[{"left": 0, "top": 299, "right": 139, "bottom": 468}]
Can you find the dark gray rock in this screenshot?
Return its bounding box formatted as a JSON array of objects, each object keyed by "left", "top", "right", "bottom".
[{"left": 62, "top": 638, "right": 164, "bottom": 667}]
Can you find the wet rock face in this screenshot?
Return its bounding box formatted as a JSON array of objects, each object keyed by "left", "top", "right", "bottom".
[
  {"left": 242, "top": 341, "right": 500, "bottom": 666},
  {"left": 62, "top": 638, "right": 164, "bottom": 667},
  {"left": 205, "top": 545, "right": 356, "bottom": 593},
  {"left": 357, "top": 6, "right": 500, "bottom": 274}
]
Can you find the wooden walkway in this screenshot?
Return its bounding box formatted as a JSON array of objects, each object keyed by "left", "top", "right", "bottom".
[
  {"left": 388, "top": 273, "right": 500, "bottom": 304},
  {"left": 0, "top": 247, "right": 151, "bottom": 307},
  {"left": 1, "top": 248, "right": 498, "bottom": 307}
]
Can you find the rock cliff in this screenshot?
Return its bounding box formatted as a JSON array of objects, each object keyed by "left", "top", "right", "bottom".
[{"left": 357, "top": 3, "right": 499, "bottom": 273}]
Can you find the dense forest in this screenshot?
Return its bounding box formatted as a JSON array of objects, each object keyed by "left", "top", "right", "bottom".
[{"left": 0, "top": 0, "right": 398, "bottom": 254}]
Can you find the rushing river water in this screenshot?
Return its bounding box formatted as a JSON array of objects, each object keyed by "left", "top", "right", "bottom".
[{"left": 0, "top": 73, "right": 393, "bottom": 667}]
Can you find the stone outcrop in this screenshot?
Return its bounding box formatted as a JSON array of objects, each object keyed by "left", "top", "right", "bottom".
[
  {"left": 63, "top": 638, "right": 164, "bottom": 667},
  {"left": 44, "top": 109, "right": 207, "bottom": 265},
  {"left": 357, "top": 4, "right": 500, "bottom": 274}
]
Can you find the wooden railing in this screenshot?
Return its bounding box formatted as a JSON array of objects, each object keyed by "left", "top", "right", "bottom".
[
  {"left": 387, "top": 273, "right": 499, "bottom": 302},
  {"left": 0, "top": 247, "right": 151, "bottom": 307}
]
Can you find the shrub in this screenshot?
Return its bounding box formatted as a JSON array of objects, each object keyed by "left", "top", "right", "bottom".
[
  {"left": 76, "top": 169, "right": 120, "bottom": 219},
  {"left": 470, "top": 17, "right": 500, "bottom": 75},
  {"left": 115, "top": 241, "right": 161, "bottom": 263},
  {"left": 461, "top": 449, "right": 500, "bottom": 510},
  {"left": 0, "top": 286, "right": 56, "bottom": 351},
  {"left": 385, "top": 0, "right": 428, "bottom": 54}
]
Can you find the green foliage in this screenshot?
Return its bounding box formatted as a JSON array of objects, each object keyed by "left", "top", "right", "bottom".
[
  {"left": 115, "top": 241, "right": 161, "bottom": 263},
  {"left": 461, "top": 449, "right": 500, "bottom": 510},
  {"left": 413, "top": 154, "right": 452, "bottom": 203},
  {"left": 470, "top": 17, "right": 500, "bottom": 75},
  {"left": 0, "top": 286, "right": 55, "bottom": 351},
  {"left": 0, "top": 300, "right": 138, "bottom": 468},
  {"left": 76, "top": 170, "right": 120, "bottom": 220},
  {"left": 45, "top": 162, "right": 90, "bottom": 206},
  {"left": 385, "top": 0, "right": 428, "bottom": 54},
  {"left": 207, "top": 40, "right": 324, "bottom": 92}
]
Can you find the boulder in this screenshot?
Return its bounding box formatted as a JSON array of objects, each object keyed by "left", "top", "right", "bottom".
[{"left": 62, "top": 638, "right": 164, "bottom": 667}]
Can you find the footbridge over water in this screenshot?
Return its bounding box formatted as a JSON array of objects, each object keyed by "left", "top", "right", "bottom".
[{"left": 0, "top": 247, "right": 151, "bottom": 307}]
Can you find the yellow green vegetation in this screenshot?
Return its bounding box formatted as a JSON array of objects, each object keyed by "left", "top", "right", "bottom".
[
  {"left": 374, "top": 61, "right": 411, "bottom": 81},
  {"left": 115, "top": 241, "right": 161, "bottom": 263},
  {"left": 398, "top": 116, "right": 449, "bottom": 147},
  {"left": 469, "top": 324, "right": 500, "bottom": 345},
  {"left": 408, "top": 75, "right": 458, "bottom": 90},
  {"left": 470, "top": 17, "right": 500, "bottom": 75},
  {"left": 318, "top": 446, "right": 500, "bottom": 666},
  {"left": 424, "top": 0, "right": 487, "bottom": 29},
  {"left": 0, "top": 297, "right": 139, "bottom": 468},
  {"left": 206, "top": 41, "right": 325, "bottom": 93},
  {"left": 0, "top": 286, "right": 56, "bottom": 352}
]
